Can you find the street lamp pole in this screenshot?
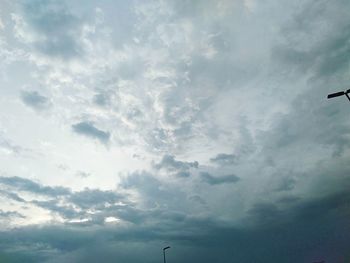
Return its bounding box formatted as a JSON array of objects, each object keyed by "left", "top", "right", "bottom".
[
  {"left": 163, "top": 246, "right": 170, "bottom": 263},
  {"left": 327, "top": 89, "right": 350, "bottom": 102}
]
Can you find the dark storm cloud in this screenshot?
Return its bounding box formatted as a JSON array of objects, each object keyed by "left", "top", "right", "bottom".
[
  {"left": 0, "top": 189, "right": 350, "bottom": 262},
  {"left": 154, "top": 154, "right": 198, "bottom": 173},
  {"left": 19, "top": 0, "right": 83, "bottom": 58},
  {"left": 247, "top": 203, "right": 283, "bottom": 226},
  {"left": 200, "top": 172, "right": 240, "bottom": 185},
  {"left": 210, "top": 153, "right": 236, "bottom": 165},
  {"left": 0, "top": 176, "right": 70, "bottom": 196},
  {"left": 20, "top": 91, "right": 51, "bottom": 111},
  {"left": 277, "top": 195, "right": 301, "bottom": 204},
  {"left": 72, "top": 121, "right": 110, "bottom": 143}
]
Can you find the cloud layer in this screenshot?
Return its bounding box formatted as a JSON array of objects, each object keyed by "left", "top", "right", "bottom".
[{"left": 0, "top": 0, "right": 350, "bottom": 262}]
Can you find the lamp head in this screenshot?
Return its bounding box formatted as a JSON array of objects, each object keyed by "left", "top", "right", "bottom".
[{"left": 327, "top": 91, "right": 345, "bottom": 99}]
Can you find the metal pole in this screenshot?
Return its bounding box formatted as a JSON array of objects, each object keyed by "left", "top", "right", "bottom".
[{"left": 163, "top": 246, "right": 170, "bottom": 263}]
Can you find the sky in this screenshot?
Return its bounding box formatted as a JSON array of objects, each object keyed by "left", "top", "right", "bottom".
[{"left": 0, "top": 0, "right": 350, "bottom": 262}]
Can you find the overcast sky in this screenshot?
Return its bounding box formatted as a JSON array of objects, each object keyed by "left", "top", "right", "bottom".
[{"left": 0, "top": 0, "right": 350, "bottom": 262}]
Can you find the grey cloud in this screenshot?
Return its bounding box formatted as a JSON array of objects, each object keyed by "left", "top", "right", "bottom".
[
  {"left": 175, "top": 171, "right": 190, "bottom": 178},
  {"left": 93, "top": 93, "right": 111, "bottom": 107},
  {"left": 72, "top": 122, "right": 110, "bottom": 143},
  {"left": 277, "top": 196, "right": 301, "bottom": 204},
  {"left": 200, "top": 172, "right": 240, "bottom": 185},
  {"left": 20, "top": 91, "right": 51, "bottom": 111},
  {"left": 246, "top": 189, "right": 350, "bottom": 230},
  {"left": 0, "top": 190, "right": 26, "bottom": 203},
  {"left": 274, "top": 28, "right": 350, "bottom": 79},
  {"left": 154, "top": 155, "right": 198, "bottom": 173},
  {"left": 0, "top": 174, "right": 349, "bottom": 263},
  {"left": 0, "top": 210, "right": 25, "bottom": 219},
  {"left": 188, "top": 195, "right": 206, "bottom": 205},
  {"left": 68, "top": 189, "right": 124, "bottom": 209},
  {"left": 210, "top": 153, "right": 236, "bottom": 165},
  {"left": 32, "top": 199, "right": 81, "bottom": 219},
  {"left": 153, "top": 154, "right": 199, "bottom": 178},
  {"left": 92, "top": 88, "right": 118, "bottom": 108},
  {"left": 245, "top": 4, "right": 350, "bottom": 204},
  {"left": 0, "top": 176, "right": 127, "bottom": 224},
  {"left": 19, "top": 0, "right": 83, "bottom": 58},
  {"left": 276, "top": 0, "right": 350, "bottom": 78},
  {"left": 121, "top": 171, "right": 166, "bottom": 195},
  {"left": 274, "top": 176, "right": 296, "bottom": 192},
  {"left": 120, "top": 171, "right": 189, "bottom": 211},
  {"left": 0, "top": 176, "right": 71, "bottom": 196},
  {"left": 247, "top": 203, "right": 282, "bottom": 226}
]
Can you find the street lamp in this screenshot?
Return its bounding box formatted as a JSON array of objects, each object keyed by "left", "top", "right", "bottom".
[
  {"left": 327, "top": 89, "right": 350, "bottom": 102},
  {"left": 163, "top": 246, "right": 170, "bottom": 263}
]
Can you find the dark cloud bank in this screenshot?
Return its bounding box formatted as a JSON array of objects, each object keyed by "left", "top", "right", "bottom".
[{"left": 0, "top": 174, "right": 349, "bottom": 262}]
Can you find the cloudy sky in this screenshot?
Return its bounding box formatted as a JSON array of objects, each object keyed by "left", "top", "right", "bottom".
[{"left": 0, "top": 0, "right": 350, "bottom": 262}]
